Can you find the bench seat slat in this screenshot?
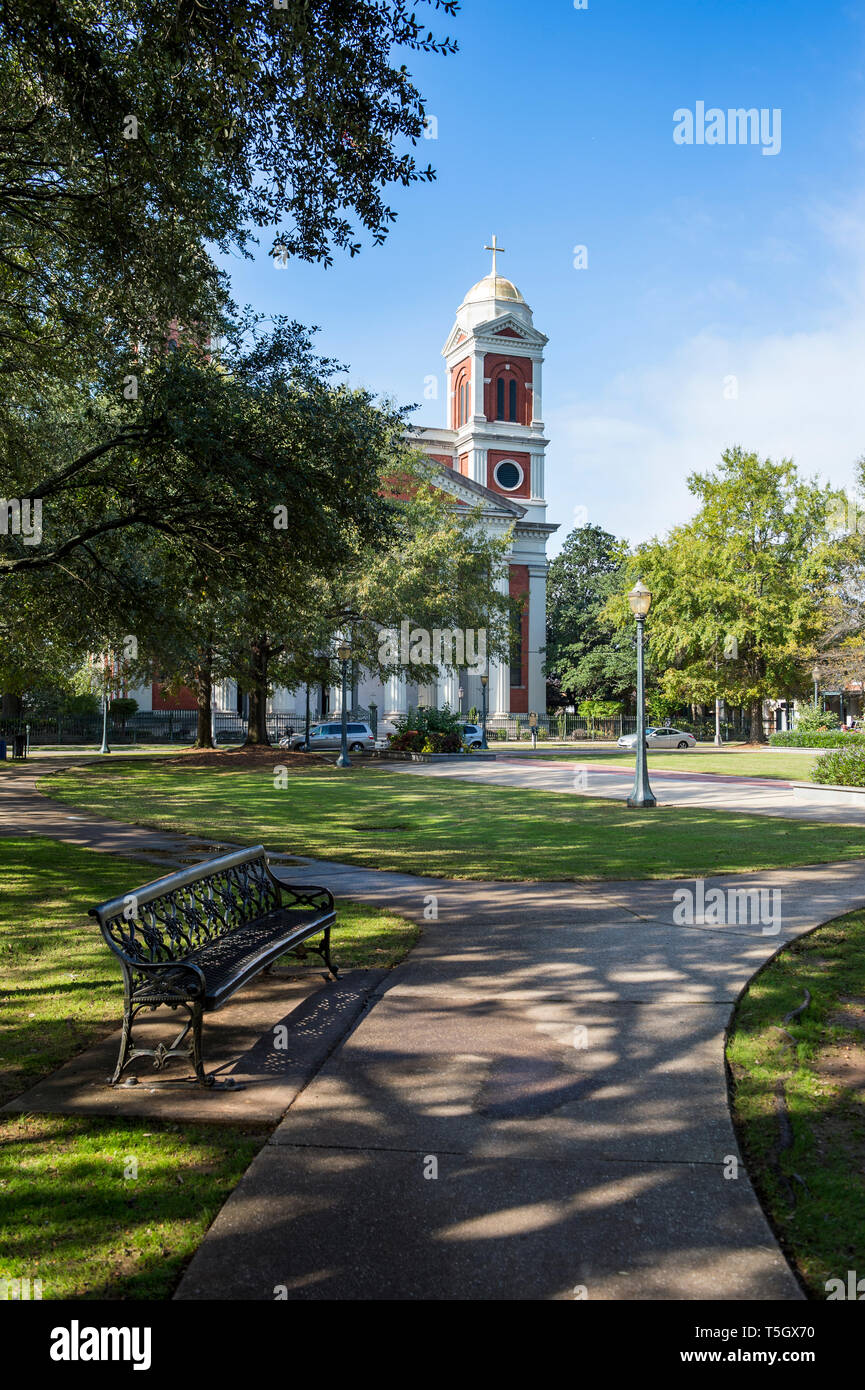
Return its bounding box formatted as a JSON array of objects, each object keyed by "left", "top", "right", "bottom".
[{"left": 188, "top": 905, "right": 335, "bottom": 1007}]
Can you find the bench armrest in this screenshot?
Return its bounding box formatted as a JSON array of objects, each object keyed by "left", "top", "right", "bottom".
[{"left": 129, "top": 958, "right": 207, "bottom": 992}]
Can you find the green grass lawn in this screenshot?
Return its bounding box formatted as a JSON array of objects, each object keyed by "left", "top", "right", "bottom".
[
  {"left": 727, "top": 910, "right": 865, "bottom": 1299},
  {"left": 44, "top": 756, "right": 865, "bottom": 881},
  {"left": 0, "top": 835, "right": 416, "bottom": 1299},
  {"left": 545, "top": 746, "right": 823, "bottom": 781}
]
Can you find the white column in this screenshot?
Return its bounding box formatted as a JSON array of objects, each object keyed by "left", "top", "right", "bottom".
[
  {"left": 472, "top": 348, "right": 485, "bottom": 420},
  {"left": 528, "top": 565, "right": 548, "bottom": 714},
  {"left": 438, "top": 669, "right": 460, "bottom": 711},
  {"left": 472, "top": 445, "right": 487, "bottom": 486},
  {"left": 530, "top": 356, "right": 543, "bottom": 426},
  {"left": 489, "top": 571, "right": 511, "bottom": 716},
  {"left": 530, "top": 451, "right": 545, "bottom": 501},
  {"left": 385, "top": 672, "right": 408, "bottom": 721}
]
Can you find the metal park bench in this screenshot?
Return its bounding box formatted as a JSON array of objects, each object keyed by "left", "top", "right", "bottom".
[{"left": 90, "top": 846, "right": 337, "bottom": 1087}]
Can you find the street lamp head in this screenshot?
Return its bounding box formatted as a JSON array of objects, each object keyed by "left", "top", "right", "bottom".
[
  {"left": 336, "top": 642, "right": 352, "bottom": 662},
  {"left": 812, "top": 664, "right": 822, "bottom": 681},
  {"left": 480, "top": 674, "right": 489, "bottom": 687},
  {"left": 627, "top": 580, "right": 652, "bottom": 618}
]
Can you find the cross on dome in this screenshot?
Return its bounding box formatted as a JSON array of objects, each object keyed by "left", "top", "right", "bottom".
[{"left": 484, "top": 235, "right": 505, "bottom": 277}]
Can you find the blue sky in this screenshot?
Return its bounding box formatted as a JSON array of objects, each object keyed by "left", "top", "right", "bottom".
[{"left": 218, "top": 0, "right": 865, "bottom": 554}]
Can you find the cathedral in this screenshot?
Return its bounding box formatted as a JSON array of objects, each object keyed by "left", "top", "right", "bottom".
[{"left": 137, "top": 244, "right": 558, "bottom": 724}]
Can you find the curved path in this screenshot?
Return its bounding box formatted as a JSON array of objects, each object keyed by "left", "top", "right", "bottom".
[{"left": 5, "top": 759, "right": 864, "bottom": 1299}]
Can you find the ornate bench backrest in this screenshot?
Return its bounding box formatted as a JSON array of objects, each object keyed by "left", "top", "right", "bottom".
[{"left": 91, "top": 846, "right": 282, "bottom": 965}]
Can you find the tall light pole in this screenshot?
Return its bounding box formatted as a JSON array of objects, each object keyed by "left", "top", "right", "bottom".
[
  {"left": 480, "top": 674, "right": 489, "bottom": 749},
  {"left": 98, "top": 651, "right": 112, "bottom": 755},
  {"left": 812, "top": 664, "right": 821, "bottom": 710},
  {"left": 336, "top": 641, "right": 352, "bottom": 768},
  {"left": 627, "top": 581, "right": 656, "bottom": 809},
  {"left": 458, "top": 685, "right": 464, "bottom": 717}
]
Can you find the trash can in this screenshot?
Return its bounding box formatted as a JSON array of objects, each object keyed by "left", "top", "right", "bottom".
[{"left": 12, "top": 733, "right": 26, "bottom": 758}]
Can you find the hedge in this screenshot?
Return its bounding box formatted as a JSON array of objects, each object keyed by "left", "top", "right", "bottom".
[
  {"left": 770, "top": 731, "right": 865, "bottom": 749},
  {"left": 811, "top": 745, "right": 865, "bottom": 787}
]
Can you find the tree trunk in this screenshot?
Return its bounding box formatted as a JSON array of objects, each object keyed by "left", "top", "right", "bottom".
[
  {"left": 244, "top": 637, "right": 271, "bottom": 746},
  {"left": 193, "top": 652, "right": 215, "bottom": 749},
  {"left": 1, "top": 691, "right": 22, "bottom": 718},
  {"left": 748, "top": 699, "right": 767, "bottom": 743}
]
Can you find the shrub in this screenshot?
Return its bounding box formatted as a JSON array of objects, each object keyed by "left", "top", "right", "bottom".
[
  {"left": 389, "top": 728, "right": 423, "bottom": 753},
  {"left": 770, "top": 731, "right": 865, "bottom": 749},
  {"left": 794, "top": 705, "right": 841, "bottom": 734},
  {"left": 811, "top": 745, "right": 865, "bottom": 787},
  {"left": 109, "top": 697, "right": 139, "bottom": 728},
  {"left": 389, "top": 725, "right": 461, "bottom": 754}
]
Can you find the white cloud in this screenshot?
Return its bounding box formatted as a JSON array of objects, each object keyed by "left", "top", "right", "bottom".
[{"left": 546, "top": 284, "right": 865, "bottom": 550}]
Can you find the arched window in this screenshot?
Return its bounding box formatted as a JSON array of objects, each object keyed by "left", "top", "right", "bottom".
[
  {"left": 455, "top": 372, "right": 470, "bottom": 428},
  {"left": 495, "top": 373, "right": 520, "bottom": 423}
]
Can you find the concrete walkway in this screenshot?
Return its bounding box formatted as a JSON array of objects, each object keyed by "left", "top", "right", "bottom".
[
  {"left": 6, "top": 757, "right": 863, "bottom": 1298},
  {"left": 390, "top": 755, "right": 865, "bottom": 824},
  {"left": 173, "top": 855, "right": 865, "bottom": 1301}
]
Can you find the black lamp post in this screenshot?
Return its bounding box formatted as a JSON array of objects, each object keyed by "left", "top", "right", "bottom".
[
  {"left": 336, "top": 641, "right": 352, "bottom": 768},
  {"left": 627, "top": 581, "right": 656, "bottom": 809},
  {"left": 480, "top": 674, "right": 489, "bottom": 749}
]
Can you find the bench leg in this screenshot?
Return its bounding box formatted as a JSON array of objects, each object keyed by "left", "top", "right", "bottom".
[
  {"left": 321, "top": 925, "right": 338, "bottom": 980},
  {"left": 109, "top": 1002, "right": 134, "bottom": 1085},
  {"left": 190, "top": 999, "right": 214, "bottom": 1087}
]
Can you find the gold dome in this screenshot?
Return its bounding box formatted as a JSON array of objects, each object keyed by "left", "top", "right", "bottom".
[{"left": 462, "top": 274, "right": 526, "bottom": 306}]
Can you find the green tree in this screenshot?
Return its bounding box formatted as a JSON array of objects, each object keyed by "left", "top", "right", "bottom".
[
  {"left": 546, "top": 524, "right": 634, "bottom": 707},
  {"left": 0, "top": 0, "right": 459, "bottom": 382},
  {"left": 606, "top": 448, "right": 848, "bottom": 742}
]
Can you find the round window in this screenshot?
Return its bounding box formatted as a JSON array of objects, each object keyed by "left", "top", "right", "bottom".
[{"left": 494, "top": 460, "right": 523, "bottom": 491}]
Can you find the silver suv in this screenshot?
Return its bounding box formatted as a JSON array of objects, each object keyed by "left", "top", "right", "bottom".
[
  {"left": 459, "top": 722, "right": 485, "bottom": 749},
  {"left": 282, "top": 721, "right": 375, "bottom": 753}
]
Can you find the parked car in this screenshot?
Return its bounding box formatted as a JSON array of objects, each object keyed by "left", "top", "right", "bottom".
[
  {"left": 458, "top": 722, "right": 485, "bottom": 749},
  {"left": 281, "top": 721, "right": 375, "bottom": 753},
  {"left": 617, "top": 727, "right": 696, "bottom": 750}
]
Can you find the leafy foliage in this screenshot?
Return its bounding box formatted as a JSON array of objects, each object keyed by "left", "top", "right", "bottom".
[
  {"left": 546, "top": 524, "right": 634, "bottom": 706},
  {"left": 390, "top": 703, "right": 463, "bottom": 752},
  {"left": 606, "top": 449, "right": 851, "bottom": 740}
]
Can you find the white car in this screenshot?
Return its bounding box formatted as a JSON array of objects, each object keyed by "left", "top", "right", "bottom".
[{"left": 617, "top": 727, "right": 696, "bottom": 750}]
